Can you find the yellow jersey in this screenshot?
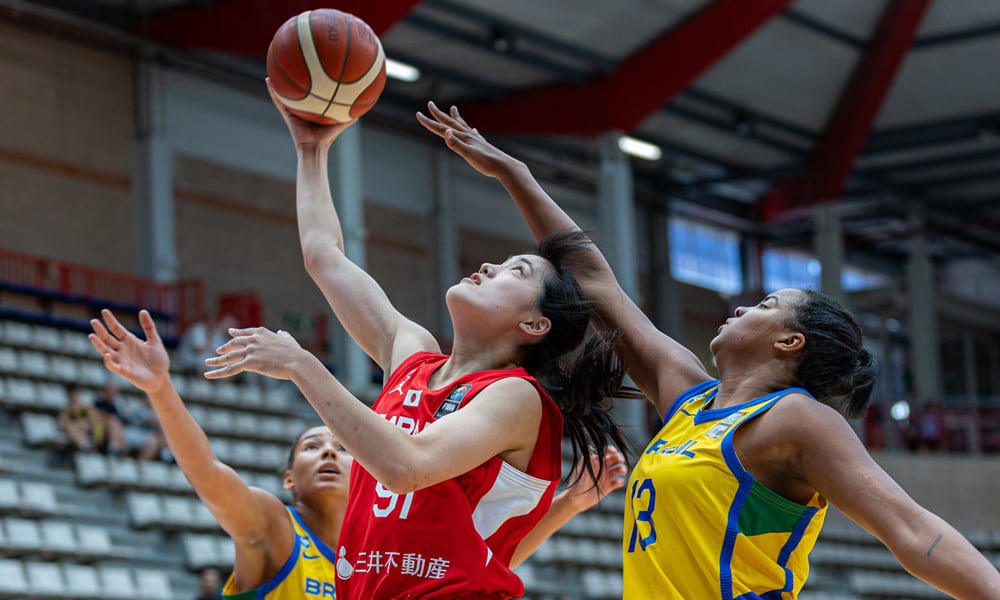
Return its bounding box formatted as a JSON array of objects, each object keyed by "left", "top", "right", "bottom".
[
  {"left": 623, "top": 380, "right": 827, "bottom": 600},
  {"left": 223, "top": 506, "right": 337, "bottom": 600}
]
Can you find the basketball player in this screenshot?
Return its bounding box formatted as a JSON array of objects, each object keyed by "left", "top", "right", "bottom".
[
  {"left": 201, "top": 82, "right": 634, "bottom": 599},
  {"left": 417, "top": 103, "right": 1000, "bottom": 599},
  {"left": 88, "top": 309, "right": 350, "bottom": 599}
]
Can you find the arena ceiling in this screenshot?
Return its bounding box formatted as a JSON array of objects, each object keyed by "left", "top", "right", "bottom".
[{"left": 5, "top": 0, "right": 1000, "bottom": 271}]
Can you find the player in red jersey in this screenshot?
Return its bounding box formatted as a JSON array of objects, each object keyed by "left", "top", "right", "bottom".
[{"left": 202, "top": 82, "right": 634, "bottom": 599}]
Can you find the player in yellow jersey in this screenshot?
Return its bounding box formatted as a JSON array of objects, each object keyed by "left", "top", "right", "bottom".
[
  {"left": 419, "top": 105, "right": 1000, "bottom": 600},
  {"left": 89, "top": 309, "right": 349, "bottom": 599}
]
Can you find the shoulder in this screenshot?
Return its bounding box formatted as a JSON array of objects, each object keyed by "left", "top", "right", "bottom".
[
  {"left": 478, "top": 376, "right": 542, "bottom": 404},
  {"left": 761, "top": 392, "right": 864, "bottom": 473}
]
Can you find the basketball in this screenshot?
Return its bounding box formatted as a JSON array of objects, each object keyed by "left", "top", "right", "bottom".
[{"left": 267, "top": 9, "right": 387, "bottom": 124}]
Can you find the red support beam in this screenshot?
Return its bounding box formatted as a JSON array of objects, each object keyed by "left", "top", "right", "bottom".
[
  {"left": 142, "top": 0, "right": 421, "bottom": 55},
  {"left": 460, "top": 0, "right": 791, "bottom": 136},
  {"left": 760, "top": 0, "right": 930, "bottom": 220}
]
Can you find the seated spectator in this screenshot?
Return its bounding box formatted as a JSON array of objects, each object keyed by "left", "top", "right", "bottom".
[
  {"left": 177, "top": 313, "right": 238, "bottom": 375},
  {"left": 194, "top": 567, "right": 222, "bottom": 600},
  {"left": 93, "top": 383, "right": 127, "bottom": 457},
  {"left": 57, "top": 383, "right": 98, "bottom": 451},
  {"left": 127, "top": 396, "right": 168, "bottom": 462}
]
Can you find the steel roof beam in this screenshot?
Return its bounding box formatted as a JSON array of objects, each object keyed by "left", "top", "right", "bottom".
[
  {"left": 864, "top": 111, "right": 1000, "bottom": 154},
  {"left": 143, "top": 0, "right": 422, "bottom": 55},
  {"left": 760, "top": 0, "right": 930, "bottom": 219},
  {"left": 457, "top": 0, "right": 792, "bottom": 135},
  {"left": 913, "top": 21, "right": 1000, "bottom": 48},
  {"left": 780, "top": 8, "right": 866, "bottom": 49}
]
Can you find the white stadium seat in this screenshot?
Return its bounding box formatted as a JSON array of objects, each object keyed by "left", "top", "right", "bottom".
[
  {"left": 25, "top": 560, "right": 67, "bottom": 596},
  {"left": 41, "top": 520, "right": 78, "bottom": 556},
  {"left": 0, "top": 559, "right": 27, "bottom": 596},
  {"left": 21, "top": 412, "right": 63, "bottom": 447},
  {"left": 76, "top": 524, "right": 114, "bottom": 559},
  {"left": 98, "top": 565, "right": 138, "bottom": 599},
  {"left": 20, "top": 481, "right": 59, "bottom": 515},
  {"left": 63, "top": 563, "right": 102, "bottom": 598},
  {"left": 134, "top": 568, "right": 174, "bottom": 600}
]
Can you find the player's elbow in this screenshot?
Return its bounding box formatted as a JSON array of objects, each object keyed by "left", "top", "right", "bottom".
[
  {"left": 379, "top": 463, "right": 421, "bottom": 495},
  {"left": 301, "top": 236, "right": 344, "bottom": 275}
]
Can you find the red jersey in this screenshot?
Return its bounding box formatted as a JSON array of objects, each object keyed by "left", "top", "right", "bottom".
[{"left": 335, "top": 352, "right": 564, "bottom": 599}]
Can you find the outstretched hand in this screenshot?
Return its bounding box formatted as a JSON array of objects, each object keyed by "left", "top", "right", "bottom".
[
  {"left": 89, "top": 309, "right": 170, "bottom": 394},
  {"left": 563, "top": 446, "right": 628, "bottom": 511},
  {"left": 416, "top": 102, "right": 515, "bottom": 179},
  {"left": 204, "top": 326, "right": 307, "bottom": 381},
  {"left": 267, "top": 78, "right": 355, "bottom": 149}
]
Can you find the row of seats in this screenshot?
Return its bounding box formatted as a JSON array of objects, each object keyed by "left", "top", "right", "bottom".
[
  {"left": 559, "top": 511, "right": 622, "bottom": 541},
  {"left": 182, "top": 533, "right": 235, "bottom": 571},
  {"left": 0, "top": 518, "right": 113, "bottom": 561},
  {"left": 73, "top": 451, "right": 290, "bottom": 501},
  {"left": 531, "top": 535, "right": 621, "bottom": 570},
  {"left": 849, "top": 570, "right": 950, "bottom": 598},
  {"left": 0, "top": 479, "right": 59, "bottom": 516},
  {"left": 0, "top": 321, "right": 94, "bottom": 358},
  {"left": 0, "top": 558, "right": 173, "bottom": 600},
  {"left": 0, "top": 351, "right": 109, "bottom": 387},
  {"left": 581, "top": 568, "right": 623, "bottom": 599},
  {"left": 127, "top": 493, "right": 219, "bottom": 533}
]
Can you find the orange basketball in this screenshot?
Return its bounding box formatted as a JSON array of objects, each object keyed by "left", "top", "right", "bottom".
[{"left": 267, "top": 9, "right": 387, "bottom": 124}]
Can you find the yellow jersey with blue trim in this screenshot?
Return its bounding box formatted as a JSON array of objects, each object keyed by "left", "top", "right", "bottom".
[
  {"left": 223, "top": 506, "right": 337, "bottom": 600},
  {"left": 623, "top": 380, "right": 828, "bottom": 600}
]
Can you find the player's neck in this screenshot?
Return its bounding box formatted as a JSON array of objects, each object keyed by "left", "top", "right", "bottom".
[
  {"left": 430, "top": 342, "right": 518, "bottom": 389},
  {"left": 714, "top": 364, "right": 796, "bottom": 408},
  {"left": 294, "top": 498, "right": 347, "bottom": 550}
]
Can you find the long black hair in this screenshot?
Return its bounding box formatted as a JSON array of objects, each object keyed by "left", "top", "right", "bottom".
[
  {"left": 784, "top": 290, "right": 877, "bottom": 418},
  {"left": 521, "top": 230, "right": 639, "bottom": 487}
]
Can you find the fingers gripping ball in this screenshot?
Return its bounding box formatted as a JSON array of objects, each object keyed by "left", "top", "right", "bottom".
[{"left": 267, "top": 9, "right": 387, "bottom": 124}]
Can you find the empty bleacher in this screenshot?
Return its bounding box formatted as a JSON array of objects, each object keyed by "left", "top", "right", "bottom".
[{"left": 0, "top": 318, "right": 315, "bottom": 599}]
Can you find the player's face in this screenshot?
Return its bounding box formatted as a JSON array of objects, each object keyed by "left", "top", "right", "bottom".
[
  {"left": 285, "top": 427, "right": 353, "bottom": 501},
  {"left": 446, "top": 254, "right": 554, "bottom": 329},
  {"left": 710, "top": 288, "right": 806, "bottom": 358}
]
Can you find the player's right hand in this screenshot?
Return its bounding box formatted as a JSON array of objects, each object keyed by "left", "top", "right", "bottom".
[{"left": 89, "top": 309, "right": 170, "bottom": 394}]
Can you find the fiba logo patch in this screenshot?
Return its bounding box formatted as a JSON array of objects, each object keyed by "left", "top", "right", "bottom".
[{"left": 434, "top": 384, "right": 471, "bottom": 419}]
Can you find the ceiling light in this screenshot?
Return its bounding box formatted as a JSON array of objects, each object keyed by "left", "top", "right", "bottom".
[
  {"left": 618, "top": 135, "right": 662, "bottom": 161},
  {"left": 386, "top": 58, "right": 420, "bottom": 82}
]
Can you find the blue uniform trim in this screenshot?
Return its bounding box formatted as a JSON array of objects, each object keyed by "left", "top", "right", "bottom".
[
  {"left": 662, "top": 379, "right": 719, "bottom": 427},
  {"left": 694, "top": 387, "right": 812, "bottom": 426},
  {"left": 288, "top": 505, "right": 339, "bottom": 563},
  {"left": 777, "top": 506, "right": 819, "bottom": 592},
  {"left": 256, "top": 526, "right": 302, "bottom": 598},
  {"left": 717, "top": 389, "right": 816, "bottom": 600}
]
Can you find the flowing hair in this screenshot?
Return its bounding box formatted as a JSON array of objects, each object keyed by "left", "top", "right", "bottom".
[{"left": 521, "top": 230, "right": 640, "bottom": 486}]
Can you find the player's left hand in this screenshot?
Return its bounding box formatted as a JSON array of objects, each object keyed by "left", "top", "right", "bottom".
[
  {"left": 416, "top": 102, "right": 514, "bottom": 179},
  {"left": 204, "top": 326, "right": 305, "bottom": 381},
  {"left": 563, "top": 446, "right": 628, "bottom": 511}
]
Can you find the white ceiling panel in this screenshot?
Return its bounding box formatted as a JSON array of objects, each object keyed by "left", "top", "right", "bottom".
[{"left": 694, "top": 18, "right": 859, "bottom": 132}]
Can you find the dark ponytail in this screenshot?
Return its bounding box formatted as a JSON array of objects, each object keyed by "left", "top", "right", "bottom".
[
  {"left": 521, "top": 230, "right": 638, "bottom": 487},
  {"left": 784, "top": 290, "right": 877, "bottom": 418}
]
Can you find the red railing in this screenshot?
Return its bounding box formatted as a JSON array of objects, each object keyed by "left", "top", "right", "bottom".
[
  {"left": 0, "top": 247, "right": 204, "bottom": 334},
  {"left": 217, "top": 291, "right": 262, "bottom": 328}
]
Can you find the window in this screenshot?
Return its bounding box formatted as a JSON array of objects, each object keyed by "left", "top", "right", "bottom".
[
  {"left": 763, "top": 248, "right": 887, "bottom": 292},
  {"left": 669, "top": 217, "right": 742, "bottom": 295}
]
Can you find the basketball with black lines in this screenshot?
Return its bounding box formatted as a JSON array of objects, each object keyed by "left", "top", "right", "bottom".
[{"left": 267, "top": 9, "right": 387, "bottom": 124}]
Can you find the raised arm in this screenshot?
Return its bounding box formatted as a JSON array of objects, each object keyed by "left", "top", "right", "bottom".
[
  {"left": 417, "top": 103, "right": 709, "bottom": 413},
  {"left": 206, "top": 327, "right": 543, "bottom": 495},
  {"left": 270, "top": 81, "right": 437, "bottom": 373},
  {"left": 784, "top": 397, "right": 1000, "bottom": 599},
  {"left": 88, "top": 310, "right": 291, "bottom": 576}
]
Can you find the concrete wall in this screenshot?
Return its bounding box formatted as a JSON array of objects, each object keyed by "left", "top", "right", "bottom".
[
  {"left": 869, "top": 451, "right": 1000, "bottom": 529},
  {"left": 0, "top": 22, "right": 135, "bottom": 271}
]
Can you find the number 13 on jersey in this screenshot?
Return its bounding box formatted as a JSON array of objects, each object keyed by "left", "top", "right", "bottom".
[{"left": 627, "top": 478, "right": 656, "bottom": 552}]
